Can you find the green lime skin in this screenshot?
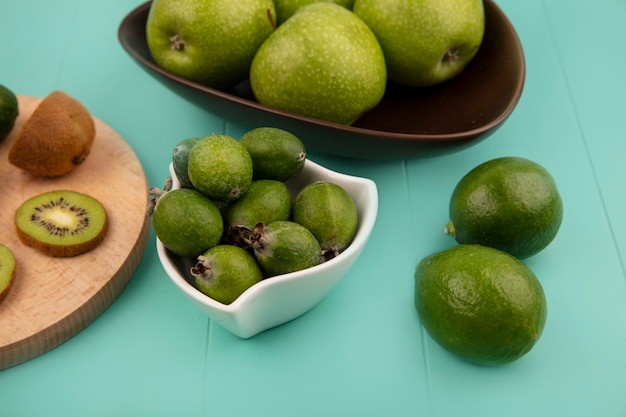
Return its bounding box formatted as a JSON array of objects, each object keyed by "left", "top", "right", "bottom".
[
  {"left": 292, "top": 181, "right": 358, "bottom": 260},
  {"left": 446, "top": 157, "right": 563, "bottom": 259},
  {"left": 191, "top": 245, "right": 264, "bottom": 305},
  {"left": 252, "top": 220, "right": 322, "bottom": 276},
  {"left": 239, "top": 127, "right": 306, "bottom": 181},
  {"left": 152, "top": 189, "right": 224, "bottom": 257},
  {"left": 187, "top": 134, "right": 254, "bottom": 201},
  {"left": 415, "top": 244, "right": 548, "bottom": 366},
  {"left": 0, "top": 84, "right": 19, "bottom": 141},
  {"left": 0, "top": 243, "right": 17, "bottom": 302},
  {"left": 172, "top": 137, "right": 202, "bottom": 188},
  {"left": 223, "top": 179, "right": 292, "bottom": 243}
]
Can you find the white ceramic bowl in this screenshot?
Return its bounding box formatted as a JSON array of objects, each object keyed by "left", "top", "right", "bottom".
[{"left": 156, "top": 159, "right": 378, "bottom": 338}]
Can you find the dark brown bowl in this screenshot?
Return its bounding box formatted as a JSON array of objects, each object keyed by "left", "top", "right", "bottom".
[{"left": 118, "top": 0, "right": 525, "bottom": 160}]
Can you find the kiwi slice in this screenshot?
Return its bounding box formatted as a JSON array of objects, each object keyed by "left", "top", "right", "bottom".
[
  {"left": 0, "top": 243, "right": 17, "bottom": 303},
  {"left": 15, "top": 190, "right": 109, "bottom": 257}
]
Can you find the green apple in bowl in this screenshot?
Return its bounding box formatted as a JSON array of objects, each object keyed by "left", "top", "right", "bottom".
[
  {"left": 146, "top": 0, "right": 276, "bottom": 90},
  {"left": 250, "top": 3, "right": 387, "bottom": 126},
  {"left": 274, "top": 0, "right": 355, "bottom": 25},
  {"left": 353, "top": 0, "right": 485, "bottom": 87}
]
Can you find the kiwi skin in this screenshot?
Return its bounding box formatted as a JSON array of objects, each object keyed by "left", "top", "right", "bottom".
[
  {"left": 0, "top": 243, "right": 17, "bottom": 303},
  {"left": 15, "top": 190, "right": 109, "bottom": 258},
  {"left": 8, "top": 90, "right": 95, "bottom": 177}
]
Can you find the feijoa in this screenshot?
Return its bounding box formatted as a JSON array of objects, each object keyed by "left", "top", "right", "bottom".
[
  {"left": 223, "top": 179, "right": 292, "bottom": 245},
  {"left": 251, "top": 221, "right": 322, "bottom": 276},
  {"left": 152, "top": 188, "right": 223, "bottom": 257},
  {"left": 191, "top": 245, "right": 264, "bottom": 305},
  {"left": 172, "top": 137, "right": 202, "bottom": 188},
  {"left": 187, "top": 134, "right": 253, "bottom": 201},
  {"left": 292, "top": 181, "right": 358, "bottom": 260},
  {"left": 240, "top": 127, "right": 306, "bottom": 181}
]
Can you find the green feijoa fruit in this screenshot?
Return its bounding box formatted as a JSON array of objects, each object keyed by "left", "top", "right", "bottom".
[
  {"left": 251, "top": 221, "right": 322, "bottom": 276},
  {"left": 239, "top": 127, "right": 306, "bottom": 181},
  {"left": 292, "top": 181, "right": 358, "bottom": 260},
  {"left": 0, "top": 84, "right": 19, "bottom": 141},
  {"left": 187, "top": 134, "right": 253, "bottom": 201},
  {"left": 223, "top": 179, "right": 292, "bottom": 245},
  {"left": 152, "top": 188, "right": 223, "bottom": 257},
  {"left": 172, "top": 137, "right": 202, "bottom": 188},
  {"left": 191, "top": 245, "right": 264, "bottom": 305}
]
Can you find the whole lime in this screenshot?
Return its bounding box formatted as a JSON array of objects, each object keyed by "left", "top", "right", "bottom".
[
  {"left": 239, "top": 127, "right": 306, "bottom": 181},
  {"left": 187, "top": 134, "right": 254, "bottom": 201},
  {"left": 446, "top": 157, "right": 563, "bottom": 259},
  {"left": 0, "top": 84, "right": 19, "bottom": 141},
  {"left": 415, "top": 244, "right": 547, "bottom": 366},
  {"left": 152, "top": 189, "right": 224, "bottom": 257},
  {"left": 191, "top": 245, "right": 264, "bottom": 305}
]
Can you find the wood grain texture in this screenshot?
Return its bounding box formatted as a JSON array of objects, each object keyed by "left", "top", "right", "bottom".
[{"left": 0, "top": 95, "right": 150, "bottom": 370}]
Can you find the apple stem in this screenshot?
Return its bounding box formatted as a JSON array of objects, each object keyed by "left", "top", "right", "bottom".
[{"left": 266, "top": 8, "right": 277, "bottom": 31}]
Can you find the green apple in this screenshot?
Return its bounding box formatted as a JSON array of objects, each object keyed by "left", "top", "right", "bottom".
[
  {"left": 274, "top": 0, "right": 355, "bottom": 25},
  {"left": 250, "top": 3, "right": 386, "bottom": 126},
  {"left": 146, "top": 0, "right": 276, "bottom": 90},
  {"left": 353, "top": 0, "right": 485, "bottom": 87}
]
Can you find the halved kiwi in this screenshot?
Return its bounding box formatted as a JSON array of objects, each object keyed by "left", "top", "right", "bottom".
[
  {"left": 0, "top": 243, "right": 17, "bottom": 302},
  {"left": 8, "top": 90, "right": 95, "bottom": 177},
  {"left": 15, "top": 190, "right": 109, "bottom": 257}
]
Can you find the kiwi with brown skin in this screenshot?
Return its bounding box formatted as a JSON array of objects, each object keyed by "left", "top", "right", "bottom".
[
  {"left": 0, "top": 243, "right": 16, "bottom": 303},
  {"left": 8, "top": 90, "right": 95, "bottom": 177},
  {"left": 15, "top": 190, "right": 109, "bottom": 257}
]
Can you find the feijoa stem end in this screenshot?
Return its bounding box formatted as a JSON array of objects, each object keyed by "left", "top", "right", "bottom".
[{"left": 444, "top": 220, "right": 456, "bottom": 238}]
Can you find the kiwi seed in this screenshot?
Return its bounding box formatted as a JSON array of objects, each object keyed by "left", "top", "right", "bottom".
[{"left": 15, "top": 190, "right": 109, "bottom": 257}]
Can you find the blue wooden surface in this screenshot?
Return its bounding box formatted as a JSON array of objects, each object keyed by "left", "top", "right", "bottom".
[{"left": 1, "top": 1, "right": 625, "bottom": 416}]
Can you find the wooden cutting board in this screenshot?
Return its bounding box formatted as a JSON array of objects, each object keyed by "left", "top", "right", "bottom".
[{"left": 0, "top": 94, "right": 150, "bottom": 370}]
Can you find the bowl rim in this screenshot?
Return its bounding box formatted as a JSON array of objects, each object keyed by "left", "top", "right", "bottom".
[
  {"left": 158, "top": 159, "right": 379, "bottom": 314},
  {"left": 118, "top": 0, "right": 525, "bottom": 144}
]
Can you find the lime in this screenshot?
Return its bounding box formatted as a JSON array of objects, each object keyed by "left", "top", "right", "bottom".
[
  {"left": 187, "top": 134, "right": 253, "bottom": 201},
  {"left": 415, "top": 244, "right": 547, "bottom": 366},
  {"left": 239, "top": 127, "right": 306, "bottom": 181},
  {"left": 152, "top": 188, "right": 224, "bottom": 257},
  {"left": 0, "top": 84, "right": 19, "bottom": 141},
  {"left": 446, "top": 156, "right": 563, "bottom": 259}
]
